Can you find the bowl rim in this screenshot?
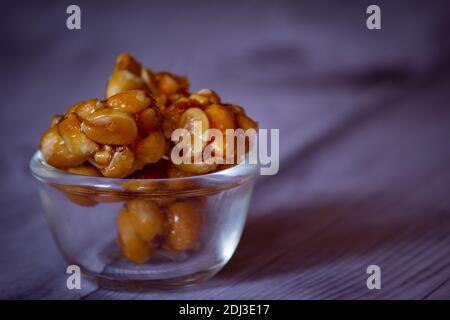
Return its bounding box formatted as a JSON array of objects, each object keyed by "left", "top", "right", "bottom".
[{"left": 30, "top": 150, "right": 258, "bottom": 192}]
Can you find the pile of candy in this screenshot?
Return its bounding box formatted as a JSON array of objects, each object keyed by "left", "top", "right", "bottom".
[
  {"left": 40, "top": 53, "right": 258, "bottom": 179},
  {"left": 39, "top": 53, "right": 258, "bottom": 263}
]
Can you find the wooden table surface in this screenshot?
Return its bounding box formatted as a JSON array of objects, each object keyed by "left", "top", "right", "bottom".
[{"left": 1, "top": 0, "right": 449, "bottom": 299}]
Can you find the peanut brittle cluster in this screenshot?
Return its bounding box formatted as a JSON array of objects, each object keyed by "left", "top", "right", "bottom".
[{"left": 40, "top": 53, "right": 258, "bottom": 179}]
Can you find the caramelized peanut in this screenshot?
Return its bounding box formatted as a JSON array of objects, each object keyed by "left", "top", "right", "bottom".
[
  {"left": 176, "top": 107, "right": 210, "bottom": 158},
  {"left": 236, "top": 113, "right": 258, "bottom": 131},
  {"left": 166, "top": 201, "right": 202, "bottom": 251},
  {"left": 154, "top": 94, "right": 168, "bottom": 111},
  {"left": 58, "top": 114, "right": 99, "bottom": 157},
  {"left": 106, "top": 90, "right": 153, "bottom": 114},
  {"left": 156, "top": 72, "right": 189, "bottom": 95},
  {"left": 226, "top": 103, "right": 246, "bottom": 115},
  {"left": 40, "top": 53, "right": 259, "bottom": 180},
  {"left": 114, "top": 53, "right": 142, "bottom": 76},
  {"left": 81, "top": 109, "right": 138, "bottom": 145},
  {"left": 175, "top": 162, "right": 217, "bottom": 174},
  {"left": 67, "top": 99, "right": 104, "bottom": 120},
  {"left": 105, "top": 70, "right": 148, "bottom": 98},
  {"left": 141, "top": 68, "right": 159, "bottom": 96},
  {"left": 93, "top": 145, "right": 114, "bottom": 166},
  {"left": 167, "top": 163, "right": 196, "bottom": 178},
  {"left": 165, "top": 163, "right": 196, "bottom": 190},
  {"left": 127, "top": 199, "right": 165, "bottom": 243},
  {"left": 50, "top": 115, "right": 62, "bottom": 127},
  {"left": 177, "top": 107, "right": 210, "bottom": 133},
  {"left": 189, "top": 89, "right": 221, "bottom": 106},
  {"left": 40, "top": 126, "right": 85, "bottom": 169},
  {"left": 133, "top": 131, "right": 165, "bottom": 164},
  {"left": 204, "top": 104, "right": 236, "bottom": 132},
  {"left": 136, "top": 107, "right": 161, "bottom": 136},
  {"left": 101, "top": 146, "right": 135, "bottom": 178},
  {"left": 162, "top": 118, "right": 175, "bottom": 139},
  {"left": 117, "top": 207, "right": 152, "bottom": 264},
  {"left": 164, "top": 98, "right": 203, "bottom": 123},
  {"left": 67, "top": 164, "right": 101, "bottom": 177}
]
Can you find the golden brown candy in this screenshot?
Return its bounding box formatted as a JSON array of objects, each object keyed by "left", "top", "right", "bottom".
[
  {"left": 117, "top": 207, "right": 153, "bottom": 264},
  {"left": 81, "top": 109, "right": 138, "bottom": 145},
  {"left": 176, "top": 107, "right": 210, "bottom": 158},
  {"left": 226, "top": 103, "right": 246, "bottom": 115},
  {"left": 105, "top": 70, "right": 148, "bottom": 98},
  {"left": 174, "top": 162, "right": 217, "bottom": 174},
  {"left": 154, "top": 94, "right": 168, "bottom": 111},
  {"left": 100, "top": 146, "right": 135, "bottom": 178},
  {"left": 141, "top": 68, "right": 159, "bottom": 96},
  {"left": 106, "top": 90, "right": 154, "bottom": 114},
  {"left": 133, "top": 131, "right": 165, "bottom": 165},
  {"left": 114, "top": 53, "right": 142, "bottom": 76},
  {"left": 236, "top": 113, "right": 258, "bottom": 131},
  {"left": 165, "top": 163, "right": 197, "bottom": 190},
  {"left": 67, "top": 99, "right": 104, "bottom": 120},
  {"left": 57, "top": 113, "right": 99, "bottom": 157},
  {"left": 40, "top": 126, "right": 86, "bottom": 169},
  {"left": 204, "top": 104, "right": 236, "bottom": 133},
  {"left": 40, "top": 53, "right": 258, "bottom": 180},
  {"left": 50, "top": 115, "right": 62, "bottom": 127},
  {"left": 136, "top": 108, "right": 162, "bottom": 136},
  {"left": 156, "top": 72, "right": 189, "bottom": 96},
  {"left": 166, "top": 201, "right": 203, "bottom": 251},
  {"left": 67, "top": 164, "right": 101, "bottom": 177},
  {"left": 164, "top": 98, "right": 203, "bottom": 123},
  {"left": 189, "top": 89, "right": 221, "bottom": 106},
  {"left": 127, "top": 199, "right": 166, "bottom": 243},
  {"left": 92, "top": 145, "right": 114, "bottom": 166}
]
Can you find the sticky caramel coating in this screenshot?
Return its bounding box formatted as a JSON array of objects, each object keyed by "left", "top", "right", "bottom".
[
  {"left": 40, "top": 53, "right": 259, "bottom": 178},
  {"left": 204, "top": 104, "right": 236, "bottom": 133},
  {"left": 127, "top": 199, "right": 166, "bottom": 243},
  {"left": 176, "top": 107, "right": 210, "bottom": 159},
  {"left": 81, "top": 108, "right": 138, "bottom": 145},
  {"left": 58, "top": 113, "right": 99, "bottom": 157},
  {"left": 189, "top": 89, "right": 221, "bottom": 106},
  {"left": 114, "top": 53, "right": 142, "bottom": 76},
  {"left": 136, "top": 107, "right": 162, "bottom": 136},
  {"left": 133, "top": 131, "right": 165, "bottom": 165},
  {"left": 105, "top": 70, "right": 148, "bottom": 98},
  {"left": 67, "top": 164, "right": 101, "bottom": 177},
  {"left": 164, "top": 98, "right": 203, "bottom": 123},
  {"left": 67, "top": 99, "right": 104, "bottom": 120},
  {"left": 166, "top": 201, "right": 203, "bottom": 251},
  {"left": 40, "top": 126, "right": 86, "bottom": 169},
  {"left": 100, "top": 146, "right": 135, "bottom": 178},
  {"left": 106, "top": 90, "right": 154, "bottom": 114},
  {"left": 155, "top": 72, "right": 189, "bottom": 96},
  {"left": 117, "top": 207, "right": 153, "bottom": 264},
  {"left": 93, "top": 145, "right": 114, "bottom": 166},
  {"left": 236, "top": 113, "right": 258, "bottom": 131}
]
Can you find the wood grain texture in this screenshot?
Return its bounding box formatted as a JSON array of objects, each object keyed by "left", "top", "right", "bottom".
[{"left": 1, "top": 0, "right": 449, "bottom": 300}]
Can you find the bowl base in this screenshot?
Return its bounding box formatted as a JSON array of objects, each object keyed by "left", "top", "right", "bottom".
[{"left": 83, "top": 267, "right": 222, "bottom": 291}]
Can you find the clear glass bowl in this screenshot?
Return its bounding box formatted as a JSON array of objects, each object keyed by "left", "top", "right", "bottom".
[{"left": 30, "top": 151, "right": 257, "bottom": 289}]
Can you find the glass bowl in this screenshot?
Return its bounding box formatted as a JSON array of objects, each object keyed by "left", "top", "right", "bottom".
[{"left": 30, "top": 151, "right": 257, "bottom": 289}]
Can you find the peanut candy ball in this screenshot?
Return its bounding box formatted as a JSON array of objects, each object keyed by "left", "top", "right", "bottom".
[{"left": 40, "top": 53, "right": 258, "bottom": 179}]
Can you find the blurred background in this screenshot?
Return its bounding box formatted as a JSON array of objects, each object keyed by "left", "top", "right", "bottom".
[{"left": 1, "top": 0, "right": 450, "bottom": 299}]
